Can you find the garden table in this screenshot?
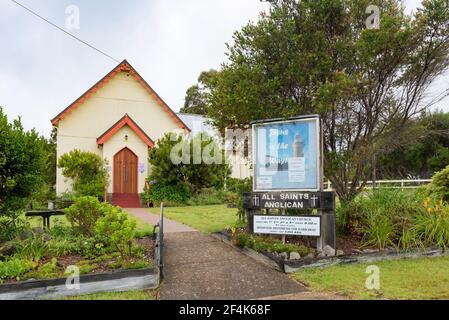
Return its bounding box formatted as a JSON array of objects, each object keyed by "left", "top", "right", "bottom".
[{"left": 25, "top": 210, "right": 65, "bottom": 230}]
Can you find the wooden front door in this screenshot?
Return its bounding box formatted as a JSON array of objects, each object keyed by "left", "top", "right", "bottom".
[{"left": 113, "top": 148, "right": 138, "bottom": 194}]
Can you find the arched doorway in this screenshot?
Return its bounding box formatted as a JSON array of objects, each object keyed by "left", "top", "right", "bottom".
[{"left": 113, "top": 147, "right": 138, "bottom": 194}]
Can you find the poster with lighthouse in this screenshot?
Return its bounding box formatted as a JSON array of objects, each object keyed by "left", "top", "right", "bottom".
[{"left": 253, "top": 116, "right": 321, "bottom": 192}]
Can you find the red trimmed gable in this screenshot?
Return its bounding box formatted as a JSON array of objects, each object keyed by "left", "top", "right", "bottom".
[
  {"left": 97, "top": 114, "right": 155, "bottom": 148},
  {"left": 51, "top": 60, "right": 190, "bottom": 132}
]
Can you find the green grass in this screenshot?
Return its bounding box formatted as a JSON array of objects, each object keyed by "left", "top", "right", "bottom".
[
  {"left": 293, "top": 256, "right": 449, "bottom": 300},
  {"left": 61, "top": 290, "right": 156, "bottom": 300},
  {"left": 150, "top": 205, "right": 241, "bottom": 233}
]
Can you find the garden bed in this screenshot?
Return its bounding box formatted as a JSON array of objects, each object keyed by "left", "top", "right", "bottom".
[
  {"left": 0, "top": 197, "right": 161, "bottom": 299},
  {"left": 212, "top": 231, "right": 449, "bottom": 274},
  {"left": 0, "top": 266, "right": 159, "bottom": 300}
]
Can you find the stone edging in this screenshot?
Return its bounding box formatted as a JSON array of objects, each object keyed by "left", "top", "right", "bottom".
[
  {"left": 0, "top": 267, "right": 160, "bottom": 300},
  {"left": 212, "top": 232, "right": 449, "bottom": 274}
]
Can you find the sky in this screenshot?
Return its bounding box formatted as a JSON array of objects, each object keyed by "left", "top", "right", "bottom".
[{"left": 0, "top": 0, "right": 447, "bottom": 137}]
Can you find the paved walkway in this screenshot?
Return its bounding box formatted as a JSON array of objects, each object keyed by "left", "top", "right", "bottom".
[
  {"left": 125, "top": 208, "right": 196, "bottom": 233},
  {"left": 125, "top": 208, "right": 328, "bottom": 300}
]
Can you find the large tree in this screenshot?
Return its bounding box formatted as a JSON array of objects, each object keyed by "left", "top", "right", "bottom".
[
  {"left": 180, "top": 70, "right": 220, "bottom": 115},
  {"left": 201, "top": 0, "right": 449, "bottom": 202},
  {"left": 0, "top": 107, "right": 47, "bottom": 241},
  {"left": 379, "top": 110, "right": 449, "bottom": 179}
]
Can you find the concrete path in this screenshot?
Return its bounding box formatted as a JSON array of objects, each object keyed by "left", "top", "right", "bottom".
[
  {"left": 125, "top": 208, "right": 196, "bottom": 234},
  {"left": 159, "top": 232, "right": 308, "bottom": 300},
  {"left": 126, "top": 208, "right": 314, "bottom": 300}
]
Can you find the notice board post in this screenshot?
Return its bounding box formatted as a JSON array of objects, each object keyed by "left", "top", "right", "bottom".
[{"left": 245, "top": 115, "right": 336, "bottom": 254}]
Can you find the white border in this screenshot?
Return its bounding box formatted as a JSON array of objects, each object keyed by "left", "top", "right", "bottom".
[{"left": 252, "top": 117, "right": 322, "bottom": 192}]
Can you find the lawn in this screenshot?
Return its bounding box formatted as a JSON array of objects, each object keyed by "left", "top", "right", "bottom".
[
  {"left": 293, "top": 256, "right": 449, "bottom": 300},
  {"left": 61, "top": 290, "right": 156, "bottom": 300},
  {"left": 150, "top": 205, "right": 241, "bottom": 233}
]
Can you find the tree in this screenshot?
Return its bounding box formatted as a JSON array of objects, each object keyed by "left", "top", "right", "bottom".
[
  {"left": 149, "top": 133, "right": 230, "bottom": 195},
  {"left": 0, "top": 107, "right": 47, "bottom": 241},
  {"left": 379, "top": 111, "right": 449, "bottom": 179},
  {"left": 180, "top": 70, "right": 220, "bottom": 115},
  {"left": 201, "top": 0, "right": 449, "bottom": 202},
  {"left": 58, "top": 150, "right": 109, "bottom": 199}
]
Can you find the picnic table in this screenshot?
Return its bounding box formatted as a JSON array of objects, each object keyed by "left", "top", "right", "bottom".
[{"left": 25, "top": 210, "right": 65, "bottom": 229}]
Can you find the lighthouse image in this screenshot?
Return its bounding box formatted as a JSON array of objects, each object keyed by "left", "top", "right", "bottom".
[{"left": 293, "top": 133, "right": 305, "bottom": 158}]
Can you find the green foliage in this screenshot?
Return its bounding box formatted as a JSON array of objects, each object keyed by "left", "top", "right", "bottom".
[
  {"left": 146, "top": 183, "right": 189, "bottom": 207},
  {"left": 337, "top": 188, "right": 449, "bottom": 250},
  {"left": 16, "top": 236, "right": 49, "bottom": 263},
  {"left": 180, "top": 70, "right": 220, "bottom": 115},
  {"left": 47, "top": 239, "right": 80, "bottom": 257},
  {"left": 415, "top": 200, "right": 449, "bottom": 248},
  {"left": 28, "top": 258, "right": 59, "bottom": 279},
  {"left": 95, "top": 207, "right": 136, "bottom": 260},
  {"left": 148, "top": 133, "right": 231, "bottom": 197},
  {"left": 190, "top": 0, "right": 449, "bottom": 202},
  {"left": 0, "top": 108, "right": 47, "bottom": 241},
  {"left": 65, "top": 197, "right": 106, "bottom": 236},
  {"left": 427, "top": 165, "right": 449, "bottom": 202},
  {"left": 379, "top": 111, "right": 449, "bottom": 179},
  {"left": 187, "top": 188, "right": 228, "bottom": 206},
  {"left": 0, "top": 258, "right": 34, "bottom": 282},
  {"left": 227, "top": 178, "right": 253, "bottom": 222},
  {"left": 234, "top": 232, "right": 312, "bottom": 256},
  {"left": 58, "top": 150, "right": 109, "bottom": 198}
]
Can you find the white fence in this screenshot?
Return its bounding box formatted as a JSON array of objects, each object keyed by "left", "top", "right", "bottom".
[{"left": 323, "top": 179, "right": 432, "bottom": 192}]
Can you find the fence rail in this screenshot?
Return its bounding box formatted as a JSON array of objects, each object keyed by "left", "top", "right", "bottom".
[{"left": 323, "top": 179, "right": 432, "bottom": 192}]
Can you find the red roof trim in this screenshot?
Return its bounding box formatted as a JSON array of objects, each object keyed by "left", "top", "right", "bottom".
[
  {"left": 51, "top": 60, "right": 190, "bottom": 133},
  {"left": 97, "top": 114, "right": 155, "bottom": 148}
]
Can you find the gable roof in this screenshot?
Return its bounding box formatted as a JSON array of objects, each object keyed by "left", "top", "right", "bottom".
[
  {"left": 51, "top": 60, "right": 190, "bottom": 132},
  {"left": 97, "top": 114, "right": 155, "bottom": 147}
]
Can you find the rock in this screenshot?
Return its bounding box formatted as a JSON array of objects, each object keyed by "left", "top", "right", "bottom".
[
  {"left": 31, "top": 227, "right": 45, "bottom": 237},
  {"left": 306, "top": 253, "right": 315, "bottom": 259},
  {"left": 0, "top": 242, "right": 16, "bottom": 256},
  {"left": 337, "top": 250, "right": 344, "bottom": 256},
  {"left": 289, "top": 252, "right": 301, "bottom": 260},
  {"left": 352, "top": 249, "right": 363, "bottom": 254},
  {"left": 363, "top": 249, "right": 379, "bottom": 254},
  {"left": 324, "top": 245, "right": 336, "bottom": 257},
  {"left": 317, "top": 252, "right": 326, "bottom": 258},
  {"left": 279, "top": 252, "right": 289, "bottom": 260},
  {"left": 19, "top": 230, "right": 32, "bottom": 241}
]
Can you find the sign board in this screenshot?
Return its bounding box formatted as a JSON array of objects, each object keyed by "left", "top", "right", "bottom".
[
  {"left": 253, "top": 215, "right": 321, "bottom": 237},
  {"left": 252, "top": 116, "right": 321, "bottom": 192},
  {"left": 244, "top": 192, "right": 335, "bottom": 211}
]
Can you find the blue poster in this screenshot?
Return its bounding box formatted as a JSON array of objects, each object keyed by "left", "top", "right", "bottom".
[{"left": 253, "top": 117, "right": 321, "bottom": 191}]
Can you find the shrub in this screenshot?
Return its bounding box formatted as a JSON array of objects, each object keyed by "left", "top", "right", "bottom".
[
  {"left": 47, "top": 239, "right": 79, "bottom": 257},
  {"left": 234, "top": 233, "right": 251, "bottom": 248},
  {"left": 16, "top": 236, "right": 48, "bottom": 263},
  {"left": 146, "top": 182, "right": 189, "bottom": 207},
  {"left": 0, "top": 108, "right": 47, "bottom": 242},
  {"left": 337, "top": 189, "right": 426, "bottom": 249},
  {"left": 414, "top": 199, "right": 449, "bottom": 248},
  {"left": 65, "top": 197, "right": 105, "bottom": 236},
  {"left": 58, "top": 150, "right": 109, "bottom": 198},
  {"left": 427, "top": 165, "right": 449, "bottom": 202},
  {"left": 149, "top": 133, "right": 231, "bottom": 196},
  {"left": 187, "top": 188, "right": 227, "bottom": 206},
  {"left": 95, "top": 207, "right": 136, "bottom": 260},
  {"left": 0, "top": 258, "right": 34, "bottom": 282}
]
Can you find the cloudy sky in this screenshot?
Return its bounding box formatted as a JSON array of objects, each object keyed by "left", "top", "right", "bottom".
[{"left": 0, "top": 0, "right": 447, "bottom": 137}]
